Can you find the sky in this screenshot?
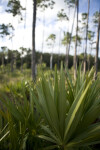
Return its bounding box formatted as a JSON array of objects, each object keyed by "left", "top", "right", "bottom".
[{"left": 0, "top": 0, "right": 100, "bottom": 56}]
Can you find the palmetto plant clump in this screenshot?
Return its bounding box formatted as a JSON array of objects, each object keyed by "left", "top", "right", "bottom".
[
  {"left": 33, "top": 64, "right": 100, "bottom": 150},
  {"left": 0, "top": 82, "right": 41, "bottom": 150}
]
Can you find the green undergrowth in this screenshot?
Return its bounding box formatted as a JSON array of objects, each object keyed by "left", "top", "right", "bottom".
[{"left": 0, "top": 65, "right": 100, "bottom": 150}]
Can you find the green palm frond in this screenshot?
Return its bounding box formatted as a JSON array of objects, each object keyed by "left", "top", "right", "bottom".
[{"left": 33, "top": 64, "right": 100, "bottom": 149}]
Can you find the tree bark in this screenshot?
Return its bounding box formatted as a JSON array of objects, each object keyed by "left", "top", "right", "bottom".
[
  {"left": 21, "top": 57, "right": 23, "bottom": 72},
  {"left": 32, "top": 0, "right": 36, "bottom": 80},
  {"left": 68, "top": 5, "right": 76, "bottom": 57},
  {"left": 74, "top": 0, "right": 79, "bottom": 80},
  {"left": 41, "top": 6, "right": 45, "bottom": 65},
  {"left": 94, "top": 12, "right": 100, "bottom": 80},
  {"left": 88, "top": 54, "right": 90, "bottom": 71},
  {"left": 50, "top": 53, "right": 53, "bottom": 70},
  {"left": 11, "top": 52, "right": 14, "bottom": 72},
  {"left": 84, "top": 0, "right": 90, "bottom": 74},
  {"left": 2, "top": 54, "right": 4, "bottom": 67},
  {"left": 65, "top": 45, "right": 69, "bottom": 68}
]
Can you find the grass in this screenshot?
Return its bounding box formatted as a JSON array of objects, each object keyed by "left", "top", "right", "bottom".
[{"left": 0, "top": 69, "right": 31, "bottom": 84}]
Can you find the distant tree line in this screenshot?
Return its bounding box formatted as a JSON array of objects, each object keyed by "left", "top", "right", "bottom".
[{"left": 0, "top": 48, "right": 99, "bottom": 71}]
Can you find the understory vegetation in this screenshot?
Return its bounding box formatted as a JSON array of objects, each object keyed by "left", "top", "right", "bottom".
[{"left": 0, "top": 64, "right": 100, "bottom": 150}]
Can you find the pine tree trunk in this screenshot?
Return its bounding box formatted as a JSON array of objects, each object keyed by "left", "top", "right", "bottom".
[
  {"left": 2, "top": 54, "right": 4, "bottom": 72},
  {"left": 94, "top": 12, "right": 100, "bottom": 80},
  {"left": 11, "top": 52, "right": 14, "bottom": 72},
  {"left": 65, "top": 45, "right": 69, "bottom": 68},
  {"left": 84, "top": 0, "right": 90, "bottom": 74},
  {"left": 50, "top": 53, "right": 53, "bottom": 70},
  {"left": 2, "top": 54, "right": 4, "bottom": 67},
  {"left": 68, "top": 5, "right": 76, "bottom": 55},
  {"left": 41, "top": 7, "right": 45, "bottom": 65},
  {"left": 21, "top": 57, "right": 23, "bottom": 72},
  {"left": 32, "top": 0, "right": 36, "bottom": 80},
  {"left": 13, "top": 53, "right": 16, "bottom": 70},
  {"left": 74, "top": 0, "right": 79, "bottom": 80},
  {"left": 88, "top": 54, "right": 90, "bottom": 71}
]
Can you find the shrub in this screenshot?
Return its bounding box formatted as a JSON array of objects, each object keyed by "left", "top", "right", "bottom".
[{"left": 33, "top": 64, "right": 100, "bottom": 150}]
